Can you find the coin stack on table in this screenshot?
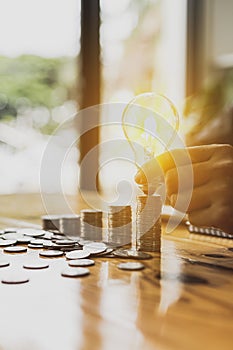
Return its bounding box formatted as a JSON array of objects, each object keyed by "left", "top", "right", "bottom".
[
  {"left": 108, "top": 205, "right": 132, "bottom": 246},
  {"left": 136, "top": 195, "right": 162, "bottom": 252},
  {"left": 59, "top": 214, "right": 81, "bottom": 238},
  {"left": 80, "top": 209, "right": 103, "bottom": 241},
  {"left": 41, "top": 214, "right": 61, "bottom": 231}
]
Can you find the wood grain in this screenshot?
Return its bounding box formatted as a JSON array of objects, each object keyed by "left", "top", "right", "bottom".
[{"left": 0, "top": 194, "right": 232, "bottom": 350}]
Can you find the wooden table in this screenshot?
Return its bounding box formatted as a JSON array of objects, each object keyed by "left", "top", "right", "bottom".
[{"left": 0, "top": 194, "right": 232, "bottom": 350}]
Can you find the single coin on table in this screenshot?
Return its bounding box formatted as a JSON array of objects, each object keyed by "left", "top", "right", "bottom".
[
  {"left": 23, "top": 261, "right": 49, "bottom": 270},
  {"left": 0, "top": 260, "right": 10, "bottom": 268},
  {"left": 117, "top": 262, "right": 145, "bottom": 271},
  {"left": 1, "top": 273, "right": 30, "bottom": 284},
  {"left": 39, "top": 250, "right": 64, "bottom": 258},
  {"left": 3, "top": 246, "right": 27, "bottom": 253},
  {"left": 66, "top": 250, "right": 90, "bottom": 260},
  {"left": 61, "top": 267, "right": 90, "bottom": 278},
  {"left": 0, "top": 239, "right": 17, "bottom": 247},
  {"left": 68, "top": 259, "right": 95, "bottom": 267}
]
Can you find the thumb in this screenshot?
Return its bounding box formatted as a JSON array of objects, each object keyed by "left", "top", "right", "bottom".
[{"left": 134, "top": 158, "right": 164, "bottom": 184}]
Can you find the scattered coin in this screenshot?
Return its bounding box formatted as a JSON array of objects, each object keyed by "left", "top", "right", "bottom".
[
  {"left": 113, "top": 249, "right": 152, "bottom": 260},
  {"left": 20, "top": 229, "right": 45, "bottom": 237},
  {"left": 83, "top": 242, "right": 107, "bottom": 249},
  {"left": 68, "top": 259, "right": 95, "bottom": 267},
  {"left": 0, "top": 239, "right": 17, "bottom": 247},
  {"left": 39, "top": 250, "right": 64, "bottom": 258},
  {"left": 30, "top": 239, "right": 45, "bottom": 245},
  {"left": 78, "top": 240, "right": 93, "bottom": 246},
  {"left": 2, "top": 274, "right": 29, "bottom": 284},
  {"left": 55, "top": 240, "right": 76, "bottom": 246},
  {"left": 117, "top": 262, "right": 145, "bottom": 271},
  {"left": 2, "top": 232, "right": 23, "bottom": 240},
  {"left": 93, "top": 248, "right": 114, "bottom": 257},
  {"left": 0, "top": 260, "right": 10, "bottom": 268},
  {"left": 127, "top": 250, "right": 152, "bottom": 260},
  {"left": 23, "top": 261, "right": 49, "bottom": 270},
  {"left": 4, "top": 227, "right": 18, "bottom": 233},
  {"left": 83, "top": 246, "right": 107, "bottom": 255},
  {"left": 61, "top": 267, "right": 90, "bottom": 278},
  {"left": 4, "top": 246, "right": 27, "bottom": 253},
  {"left": 28, "top": 244, "right": 44, "bottom": 249},
  {"left": 65, "top": 250, "right": 90, "bottom": 260},
  {"left": 17, "top": 237, "right": 32, "bottom": 244}
]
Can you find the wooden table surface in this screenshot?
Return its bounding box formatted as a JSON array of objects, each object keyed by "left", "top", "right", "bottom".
[{"left": 0, "top": 194, "right": 232, "bottom": 350}]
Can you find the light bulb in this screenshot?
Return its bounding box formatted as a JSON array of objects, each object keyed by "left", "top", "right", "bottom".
[{"left": 122, "top": 92, "right": 180, "bottom": 193}]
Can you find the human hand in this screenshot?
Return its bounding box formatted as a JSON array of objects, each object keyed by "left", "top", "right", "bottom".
[{"left": 135, "top": 144, "right": 233, "bottom": 233}]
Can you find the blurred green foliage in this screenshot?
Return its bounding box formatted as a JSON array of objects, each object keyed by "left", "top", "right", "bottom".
[{"left": 0, "top": 55, "right": 77, "bottom": 120}]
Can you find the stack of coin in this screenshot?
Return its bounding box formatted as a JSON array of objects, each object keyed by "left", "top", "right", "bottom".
[
  {"left": 136, "top": 195, "right": 162, "bottom": 252},
  {"left": 108, "top": 205, "right": 132, "bottom": 246},
  {"left": 41, "top": 215, "right": 61, "bottom": 231},
  {"left": 80, "top": 210, "right": 103, "bottom": 241},
  {"left": 59, "top": 214, "right": 81, "bottom": 238}
]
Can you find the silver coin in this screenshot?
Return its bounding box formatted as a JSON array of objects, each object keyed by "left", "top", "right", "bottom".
[
  {"left": 28, "top": 244, "right": 44, "bottom": 249},
  {"left": 78, "top": 240, "right": 93, "bottom": 246},
  {"left": 127, "top": 250, "right": 152, "bottom": 260},
  {"left": 65, "top": 250, "right": 90, "bottom": 260},
  {"left": 83, "top": 246, "right": 106, "bottom": 255},
  {"left": 30, "top": 239, "right": 45, "bottom": 245},
  {"left": 39, "top": 250, "right": 64, "bottom": 258},
  {"left": 20, "top": 229, "right": 45, "bottom": 237},
  {"left": 113, "top": 249, "right": 152, "bottom": 260},
  {"left": 61, "top": 267, "right": 90, "bottom": 278},
  {"left": 113, "top": 249, "right": 129, "bottom": 258},
  {"left": 68, "top": 259, "right": 95, "bottom": 267},
  {"left": 2, "top": 232, "right": 23, "bottom": 240},
  {"left": 4, "top": 227, "right": 18, "bottom": 233},
  {"left": 17, "top": 237, "right": 32, "bottom": 244},
  {"left": 55, "top": 240, "right": 76, "bottom": 246},
  {"left": 2, "top": 274, "right": 29, "bottom": 284},
  {"left": 93, "top": 248, "right": 114, "bottom": 257},
  {"left": 23, "top": 261, "right": 49, "bottom": 269},
  {"left": 0, "top": 261, "right": 10, "bottom": 268},
  {"left": 117, "top": 262, "right": 145, "bottom": 271},
  {"left": 83, "top": 242, "right": 107, "bottom": 249},
  {"left": 0, "top": 239, "right": 17, "bottom": 247},
  {"left": 3, "top": 246, "right": 27, "bottom": 253}
]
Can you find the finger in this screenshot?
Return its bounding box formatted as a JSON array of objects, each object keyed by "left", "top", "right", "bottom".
[
  {"left": 166, "top": 162, "right": 211, "bottom": 197},
  {"left": 134, "top": 158, "right": 164, "bottom": 184},
  {"left": 135, "top": 145, "right": 217, "bottom": 185}
]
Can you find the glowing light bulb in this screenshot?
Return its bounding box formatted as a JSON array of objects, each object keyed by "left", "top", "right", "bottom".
[
  {"left": 122, "top": 92, "right": 180, "bottom": 194},
  {"left": 122, "top": 92, "right": 180, "bottom": 165}
]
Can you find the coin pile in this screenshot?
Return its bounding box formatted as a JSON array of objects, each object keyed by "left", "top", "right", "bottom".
[
  {"left": 80, "top": 209, "right": 103, "bottom": 241},
  {"left": 136, "top": 195, "right": 162, "bottom": 252},
  {"left": 59, "top": 214, "right": 81, "bottom": 238},
  {"left": 108, "top": 205, "right": 132, "bottom": 246},
  {"left": 42, "top": 215, "right": 61, "bottom": 231}
]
